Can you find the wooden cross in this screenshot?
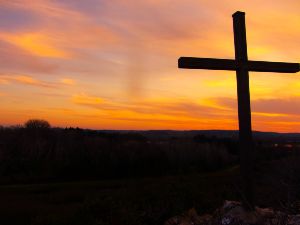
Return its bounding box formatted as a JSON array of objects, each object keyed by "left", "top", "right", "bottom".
[{"left": 178, "top": 11, "right": 300, "bottom": 209}]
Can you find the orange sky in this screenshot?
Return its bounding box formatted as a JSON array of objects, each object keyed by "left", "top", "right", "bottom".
[{"left": 0, "top": 0, "right": 300, "bottom": 132}]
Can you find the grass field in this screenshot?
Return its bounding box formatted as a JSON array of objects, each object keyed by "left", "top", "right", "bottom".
[{"left": 0, "top": 167, "right": 240, "bottom": 225}]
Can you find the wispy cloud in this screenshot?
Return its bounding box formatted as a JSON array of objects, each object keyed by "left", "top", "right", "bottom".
[
  {"left": 0, "top": 32, "right": 69, "bottom": 58},
  {"left": 0, "top": 0, "right": 119, "bottom": 61},
  {"left": 71, "top": 93, "right": 234, "bottom": 121},
  {"left": 60, "top": 78, "right": 76, "bottom": 86},
  {"left": 0, "top": 40, "right": 58, "bottom": 74},
  {"left": 0, "top": 74, "right": 77, "bottom": 88},
  {"left": 72, "top": 93, "right": 106, "bottom": 106},
  {"left": 0, "top": 74, "right": 56, "bottom": 88},
  {"left": 212, "top": 97, "right": 300, "bottom": 116}
]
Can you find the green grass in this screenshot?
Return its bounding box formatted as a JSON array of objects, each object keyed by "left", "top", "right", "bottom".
[{"left": 0, "top": 167, "right": 239, "bottom": 225}]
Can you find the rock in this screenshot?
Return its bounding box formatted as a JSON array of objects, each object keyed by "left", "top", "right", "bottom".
[
  {"left": 164, "top": 200, "right": 300, "bottom": 225},
  {"left": 288, "top": 215, "right": 300, "bottom": 225},
  {"left": 164, "top": 208, "right": 212, "bottom": 225}
]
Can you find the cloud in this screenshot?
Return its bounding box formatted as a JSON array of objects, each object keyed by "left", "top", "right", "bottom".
[
  {"left": 13, "top": 75, "right": 50, "bottom": 87},
  {"left": 190, "top": 96, "right": 300, "bottom": 131},
  {"left": 0, "top": 77, "right": 9, "bottom": 85},
  {"left": 253, "top": 98, "right": 300, "bottom": 115},
  {"left": 0, "top": 74, "right": 56, "bottom": 88},
  {"left": 0, "top": 32, "right": 69, "bottom": 58},
  {"left": 60, "top": 78, "right": 76, "bottom": 85},
  {"left": 213, "top": 97, "right": 300, "bottom": 116},
  {"left": 72, "top": 93, "right": 105, "bottom": 106},
  {"left": 0, "top": 0, "right": 119, "bottom": 61},
  {"left": 0, "top": 2, "right": 39, "bottom": 31},
  {"left": 70, "top": 93, "right": 239, "bottom": 130},
  {"left": 0, "top": 40, "right": 58, "bottom": 73},
  {"left": 71, "top": 93, "right": 234, "bottom": 120},
  {"left": 0, "top": 0, "right": 85, "bottom": 21}
]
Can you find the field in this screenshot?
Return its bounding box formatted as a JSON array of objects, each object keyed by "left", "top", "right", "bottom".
[
  {"left": 2, "top": 157, "right": 300, "bottom": 225},
  {"left": 0, "top": 167, "right": 239, "bottom": 225}
]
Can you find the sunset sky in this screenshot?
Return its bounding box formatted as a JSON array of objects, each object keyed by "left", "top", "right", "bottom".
[{"left": 0, "top": 0, "right": 299, "bottom": 131}]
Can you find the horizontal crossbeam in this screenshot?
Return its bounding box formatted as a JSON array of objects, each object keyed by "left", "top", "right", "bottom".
[{"left": 178, "top": 57, "right": 300, "bottom": 73}]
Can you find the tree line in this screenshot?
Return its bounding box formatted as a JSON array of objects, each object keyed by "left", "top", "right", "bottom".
[{"left": 0, "top": 119, "right": 239, "bottom": 184}]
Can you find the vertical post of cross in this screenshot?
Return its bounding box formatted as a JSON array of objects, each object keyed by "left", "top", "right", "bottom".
[{"left": 232, "top": 11, "right": 254, "bottom": 210}]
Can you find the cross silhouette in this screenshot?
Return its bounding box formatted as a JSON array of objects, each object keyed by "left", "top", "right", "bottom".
[{"left": 178, "top": 11, "right": 300, "bottom": 209}]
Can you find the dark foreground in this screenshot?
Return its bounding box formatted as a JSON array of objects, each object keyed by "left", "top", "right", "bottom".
[
  {"left": 1, "top": 157, "right": 300, "bottom": 225},
  {"left": 0, "top": 167, "right": 239, "bottom": 225},
  {"left": 1, "top": 125, "right": 300, "bottom": 225}
]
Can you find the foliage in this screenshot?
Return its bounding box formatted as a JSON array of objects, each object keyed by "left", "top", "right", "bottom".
[
  {"left": 0, "top": 126, "right": 237, "bottom": 183},
  {"left": 24, "top": 119, "right": 51, "bottom": 130}
]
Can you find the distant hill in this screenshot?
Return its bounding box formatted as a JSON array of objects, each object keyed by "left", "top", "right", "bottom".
[{"left": 95, "top": 130, "right": 300, "bottom": 142}]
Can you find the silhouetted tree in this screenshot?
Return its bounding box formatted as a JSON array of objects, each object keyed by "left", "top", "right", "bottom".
[{"left": 24, "top": 119, "right": 50, "bottom": 130}]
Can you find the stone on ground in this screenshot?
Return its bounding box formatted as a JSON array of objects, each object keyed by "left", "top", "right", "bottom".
[{"left": 164, "top": 200, "right": 300, "bottom": 225}]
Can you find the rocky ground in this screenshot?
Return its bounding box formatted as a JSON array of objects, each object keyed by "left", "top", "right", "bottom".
[{"left": 165, "top": 201, "right": 300, "bottom": 225}]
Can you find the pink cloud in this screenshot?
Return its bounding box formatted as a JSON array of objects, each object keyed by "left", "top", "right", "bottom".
[
  {"left": 213, "top": 97, "right": 300, "bottom": 116},
  {"left": 0, "top": 73, "right": 75, "bottom": 88},
  {"left": 0, "top": 40, "right": 58, "bottom": 73}
]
